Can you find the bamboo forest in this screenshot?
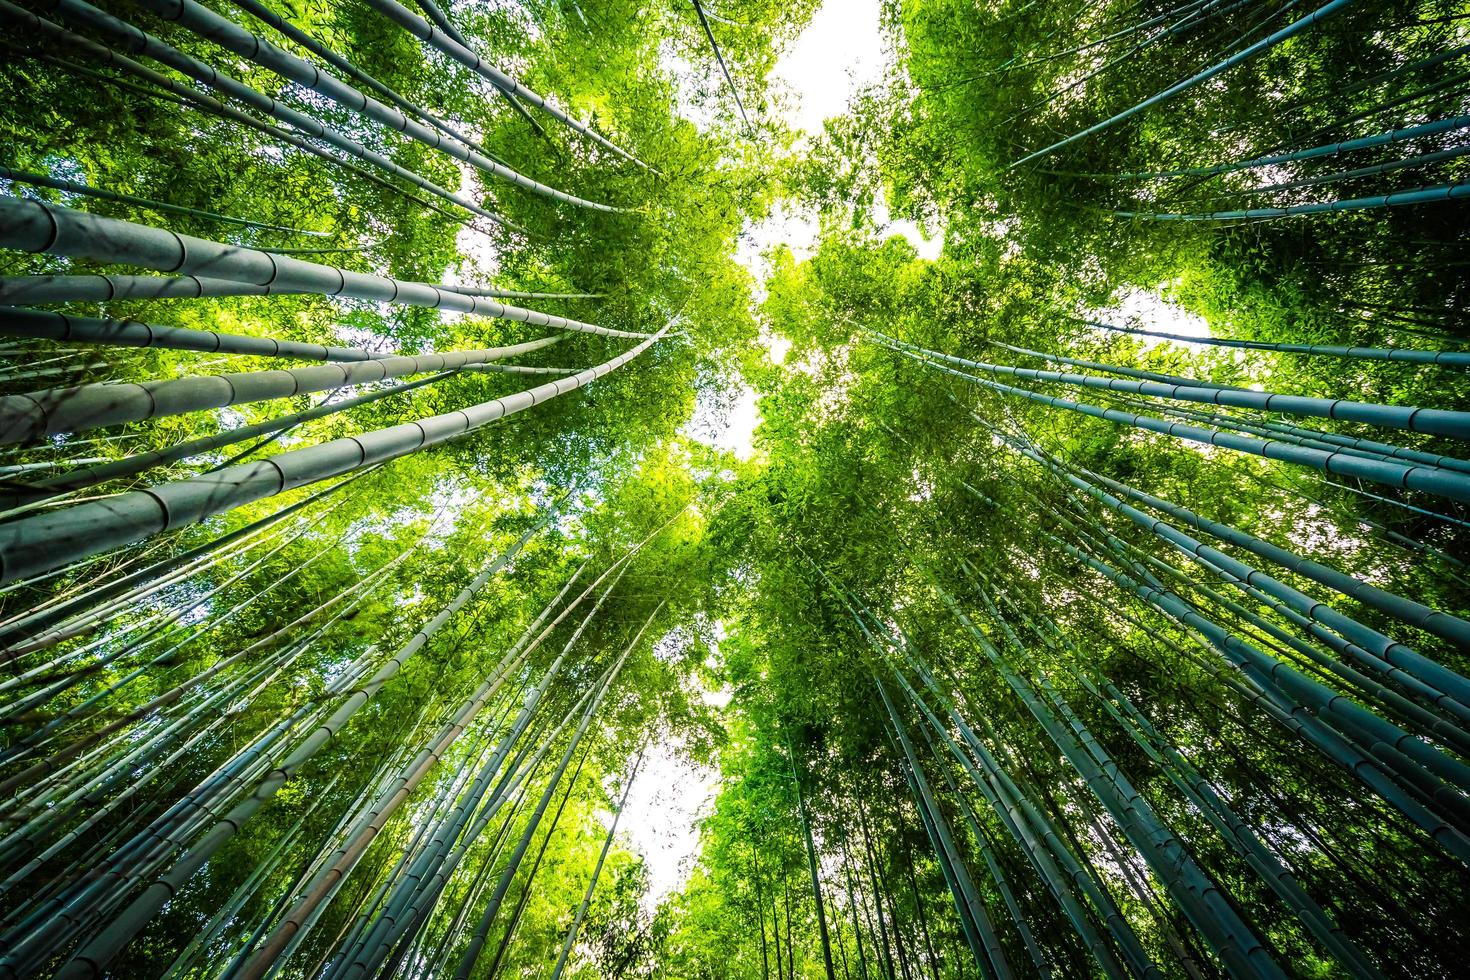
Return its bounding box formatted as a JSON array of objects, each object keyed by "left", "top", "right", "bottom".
[{"left": 3, "top": 0, "right": 1470, "bottom": 975}]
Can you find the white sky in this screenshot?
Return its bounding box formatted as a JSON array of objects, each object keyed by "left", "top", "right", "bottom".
[
  {"left": 616, "top": 736, "right": 723, "bottom": 905},
  {"left": 773, "top": 0, "right": 888, "bottom": 136},
  {"left": 1089, "top": 287, "right": 1213, "bottom": 348}
]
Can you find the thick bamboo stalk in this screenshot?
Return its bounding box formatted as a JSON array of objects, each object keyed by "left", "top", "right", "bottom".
[
  {"left": 1084, "top": 666, "right": 1382, "bottom": 976},
  {"left": 1122, "top": 397, "right": 1470, "bottom": 477},
  {"left": 0, "top": 331, "right": 565, "bottom": 444},
  {"left": 0, "top": 325, "right": 666, "bottom": 582},
  {"left": 0, "top": 274, "right": 596, "bottom": 304},
  {"left": 898, "top": 346, "right": 1470, "bottom": 502},
  {"left": 1114, "top": 182, "right": 1470, "bottom": 221},
  {"left": 873, "top": 329, "right": 1470, "bottom": 441},
  {"left": 0, "top": 469, "right": 361, "bottom": 651},
  {"left": 0, "top": 306, "right": 395, "bottom": 362},
  {"left": 0, "top": 198, "right": 648, "bottom": 339},
  {"left": 1, "top": 373, "right": 452, "bottom": 509}
]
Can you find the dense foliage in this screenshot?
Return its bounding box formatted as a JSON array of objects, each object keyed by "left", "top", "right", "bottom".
[{"left": 0, "top": 0, "right": 1467, "bottom": 977}]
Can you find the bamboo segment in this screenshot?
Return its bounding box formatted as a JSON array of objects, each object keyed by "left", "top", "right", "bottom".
[
  {"left": 0, "top": 198, "right": 650, "bottom": 339},
  {"left": 0, "top": 328, "right": 564, "bottom": 444},
  {"left": 135, "top": 0, "right": 625, "bottom": 212},
  {"left": 0, "top": 326, "right": 669, "bottom": 582}
]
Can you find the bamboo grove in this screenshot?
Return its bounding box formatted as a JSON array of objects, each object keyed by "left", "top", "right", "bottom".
[{"left": 0, "top": 0, "right": 1467, "bottom": 977}]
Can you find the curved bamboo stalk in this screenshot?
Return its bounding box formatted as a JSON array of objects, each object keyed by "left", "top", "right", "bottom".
[
  {"left": 0, "top": 332, "right": 566, "bottom": 444},
  {"left": 0, "top": 373, "right": 453, "bottom": 509},
  {"left": 361, "top": 0, "right": 659, "bottom": 173},
  {"left": 135, "top": 0, "right": 624, "bottom": 212},
  {"left": 0, "top": 306, "right": 395, "bottom": 361},
  {"left": 1081, "top": 319, "right": 1470, "bottom": 368},
  {"left": 0, "top": 325, "right": 668, "bottom": 582},
  {"left": 17, "top": 0, "right": 524, "bottom": 232},
  {"left": 1009, "top": 0, "right": 1356, "bottom": 168},
  {"left": 873, "top": 329, "right": 1470, "bottom": 441},
  {"left": 1114, "top": 182, "right": 1470, "bottom": 221},
  {"left": 0, "top": 197, "right": 650, "bottom": 339},
  {"left": 989, "top": 338, "right": 1243, "bottom": 390},
  {"left": 458, "top": 362, "right": 578, "bottom": 375}
]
